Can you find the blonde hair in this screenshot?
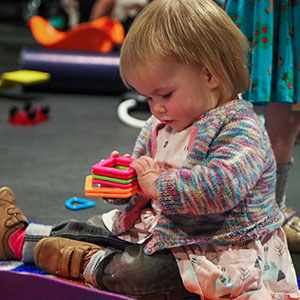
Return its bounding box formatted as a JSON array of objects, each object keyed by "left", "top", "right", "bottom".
[{"left": 120, "top": 0, "right": 250, "bottom": 99}]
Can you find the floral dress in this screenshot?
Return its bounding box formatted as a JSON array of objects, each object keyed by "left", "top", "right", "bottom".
[{"left": 225, "top": 0, "right": 300, "bottom": 105}]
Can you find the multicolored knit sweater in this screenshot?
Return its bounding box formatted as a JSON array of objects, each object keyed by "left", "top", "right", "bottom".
[{"left": 105, "top": 100, "right": 283, "bottom": 255}]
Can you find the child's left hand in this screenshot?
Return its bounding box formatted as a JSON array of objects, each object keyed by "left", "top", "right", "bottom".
[{"left": 131, "top": 156, "right": 160, "bottom": 200}]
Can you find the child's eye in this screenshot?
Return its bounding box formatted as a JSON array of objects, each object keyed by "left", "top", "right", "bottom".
[{"left": 161, "top": 92, "right": 173, "bottom": 99}]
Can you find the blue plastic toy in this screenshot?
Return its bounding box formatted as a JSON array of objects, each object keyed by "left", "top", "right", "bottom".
[{"left": 65, "top": 197, "right": 96, "bottom": 210}]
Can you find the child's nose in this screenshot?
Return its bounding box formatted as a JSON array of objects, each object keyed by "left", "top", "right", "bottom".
[{"left": 153, "top": 102, "right": 167, "bottom": 114}]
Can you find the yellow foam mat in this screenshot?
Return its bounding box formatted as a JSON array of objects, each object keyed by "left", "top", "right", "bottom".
[{"left": 0, "top": 70, "right": 50, "bottom": 89}]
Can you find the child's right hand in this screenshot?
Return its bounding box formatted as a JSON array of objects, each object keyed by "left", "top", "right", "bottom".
[{"left": 130, "top": 156, "right": 160, "bottom": 200}]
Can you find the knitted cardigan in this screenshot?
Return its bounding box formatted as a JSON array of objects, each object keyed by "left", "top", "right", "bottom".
[{"left": 105, "top": 100, "right": 283, "bottom": 255}]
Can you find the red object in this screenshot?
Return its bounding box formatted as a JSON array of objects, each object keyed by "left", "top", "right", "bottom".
[
  {"left": 8, "top": 104, "right": 50, "bottom": 126},
  {"left": 9, "top": 229, "right": 26, "bottom": 259},
  {"left": 28, "top": 16, "right": 125, "bottom": 53}
]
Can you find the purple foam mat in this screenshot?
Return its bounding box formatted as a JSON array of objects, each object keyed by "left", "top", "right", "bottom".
[{"left": 0, "top": 270, "right": 134, "bottom": 300}]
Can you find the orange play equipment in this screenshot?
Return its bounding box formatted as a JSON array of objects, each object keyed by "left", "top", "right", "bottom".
[{"left": 28, "top": 16, "right": 125, "bottom": 53}]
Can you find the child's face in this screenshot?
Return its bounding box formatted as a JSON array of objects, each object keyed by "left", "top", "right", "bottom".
[{"left": 126, "top": 57, "right": 225, "bottom": 132}]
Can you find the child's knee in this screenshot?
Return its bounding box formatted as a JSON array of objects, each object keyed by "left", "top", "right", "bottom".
[{"left": 96, "top": 245, "right": 186, "bottom": 296}]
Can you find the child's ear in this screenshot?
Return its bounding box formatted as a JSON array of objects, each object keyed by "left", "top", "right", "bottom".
[{"left": 203, "top": 67, "right": 219, "bottom": 89}]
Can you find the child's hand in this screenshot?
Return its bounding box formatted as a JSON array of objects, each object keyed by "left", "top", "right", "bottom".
[{"left": 131, "top": 156, "right": 160, "bottom": 200}]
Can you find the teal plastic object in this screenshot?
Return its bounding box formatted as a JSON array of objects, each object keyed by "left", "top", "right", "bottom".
[{"left": 65, "top": 197, "right": 96, "bottom": 210}]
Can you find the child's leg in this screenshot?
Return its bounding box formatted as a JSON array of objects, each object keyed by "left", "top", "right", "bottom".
[
  {"left": 93, "top": 244, "right": 196, "bottom": 300},
  {"left": 1, "top": 187, "right": 199, "bottom": 298},
  {"left": 50, "top": 218, "right": 129, "bottom": 251},
  {"left": 0, "top": 186, "right": 121, "bottom": 263},
  {"left": 34, "top": 237, "right": 199, "bottom": 300}
]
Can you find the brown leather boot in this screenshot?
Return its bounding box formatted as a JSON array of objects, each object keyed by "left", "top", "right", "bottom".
[
  {"left": 34, "top": 237, "right": 103, "bottom": 280},
  {"left": 0, "top": 187, "right": 28, "bottom": 260}
]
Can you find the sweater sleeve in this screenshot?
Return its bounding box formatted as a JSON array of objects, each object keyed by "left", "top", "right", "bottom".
[{"left": 157, "top": 115, "right": 272, "bottom": 216}]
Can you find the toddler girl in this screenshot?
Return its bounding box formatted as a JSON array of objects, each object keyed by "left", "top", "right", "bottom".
[{"left": 1, "top": 0, "right": 300, "bottom": 299}]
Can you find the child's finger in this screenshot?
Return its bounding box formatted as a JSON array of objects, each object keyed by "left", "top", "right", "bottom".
[
  {"left": 131, "top": 158, "right": 150, "bottom": 174},
  {"left": 130, "top": 159, "right": 144, "bottom": 173},
  {"left": 110, "top": 151, "right": 120, "bottom": 157},
  {"left": 138, "top": 156, "right": 154, "bottom": 169},
  {"left": 110, "top": 151, "right": 131, "bottom": 158},
  {"left": 131, "top": 156, "right": 155, "bottom": 174}
]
